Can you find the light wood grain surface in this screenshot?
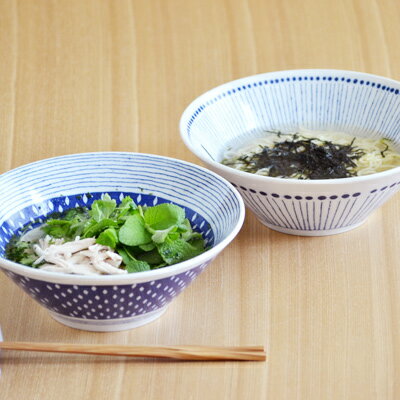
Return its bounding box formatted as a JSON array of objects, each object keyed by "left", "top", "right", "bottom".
[{"left": 1, "top": 0, "right": 400, "bottom": 399}]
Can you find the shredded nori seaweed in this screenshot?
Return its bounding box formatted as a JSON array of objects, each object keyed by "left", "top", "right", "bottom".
[{"left": 224, "top": 132, "right": 366, "bottom": 179}]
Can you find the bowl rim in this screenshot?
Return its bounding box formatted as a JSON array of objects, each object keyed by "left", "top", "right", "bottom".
[
  {"left": 0, "top": 151, "right": 246, "bottom": 285},
  {"left": 179, "top": 68, "right": 400, "bottom": 186}
]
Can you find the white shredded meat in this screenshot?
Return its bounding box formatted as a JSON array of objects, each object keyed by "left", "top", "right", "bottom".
[{"left": 32, "top": 236, "right": 126, "bottom": 275}]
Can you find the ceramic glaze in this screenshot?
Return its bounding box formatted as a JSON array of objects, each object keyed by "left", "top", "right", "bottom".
[
  {"left": 180, "top": 69, "right": 400, "bottom": 236},
  {"left": 0, "top": 153, "right": 245, "bottom": 331}
]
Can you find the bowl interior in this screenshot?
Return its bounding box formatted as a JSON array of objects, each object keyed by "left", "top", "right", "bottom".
[
  {"left": 180, "top": 70, "right": 400, "bottom": 163},
  {"left": 0, "top": 153, "right": 243, "bottom": 264},
  {"left": 0, "top": 191, "right": 214, "bottom": 259}
]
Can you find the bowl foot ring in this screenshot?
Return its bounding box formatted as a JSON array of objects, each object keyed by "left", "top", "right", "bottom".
[{"left": 49, "top": 306, "right": 168, "bottom": 332}]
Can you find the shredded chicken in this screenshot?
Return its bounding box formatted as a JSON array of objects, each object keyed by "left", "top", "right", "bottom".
[{"left": 32, "top": 236, "right": 126, "bottom": 275}]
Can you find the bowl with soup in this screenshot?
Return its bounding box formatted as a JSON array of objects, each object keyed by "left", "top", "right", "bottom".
[
  {"left": 180, "top": 69, "right": 400, "bottom": 236},
  {"left": 0, "top": 152, "right": 245, "bottom": 331}
]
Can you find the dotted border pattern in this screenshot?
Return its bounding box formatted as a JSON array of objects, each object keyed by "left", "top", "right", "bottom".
[
  {"left": 186, "top": 75, "right": 400, "bottom": 134},
  {"left": 231, "top": 179, "right": 400, "bottom": 231},
  {"left": 230, "top": 181, "right": 400, "bottom": 200}
]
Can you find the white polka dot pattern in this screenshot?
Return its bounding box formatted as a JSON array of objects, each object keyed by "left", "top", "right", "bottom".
[
  {"left": 3, "top": 263, "right": 209, "bottom": 320},
  {"left": 0, "top": 153, "right": 245, "bottom": 330}
]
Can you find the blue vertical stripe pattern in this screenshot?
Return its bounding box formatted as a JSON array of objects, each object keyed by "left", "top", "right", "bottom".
[
  {"left": 231, "top": 183, "right": 400, "bottom": 234},
  {"left": 180, "top": 70, "right": 400, "bottom": 235},
  {"left": 0, "top": 153, "right": 243, "bottom": 255}
]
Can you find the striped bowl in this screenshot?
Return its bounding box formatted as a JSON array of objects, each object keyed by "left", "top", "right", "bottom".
[
  {"left": 180, "top": 69, "right": 400, "bottom": 236},
  {"left": 0, "top": 153, "right": 245, "bottom": 331}
]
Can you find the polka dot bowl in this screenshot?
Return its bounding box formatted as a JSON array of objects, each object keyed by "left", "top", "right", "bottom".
[
  {"left": 180, "top": 69, "right": 400, "bottom": 236},
  {"left": 0, "top": 152, "right": 245, "bottom": 331}
]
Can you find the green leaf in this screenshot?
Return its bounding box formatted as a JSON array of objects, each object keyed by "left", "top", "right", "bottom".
[
  {"left": 119, "top": 245, "right": 138, "bottom": 258},
  {"left": 178, "top": 219, "right": 205, "bottom": 242},
  {"left": 68, "top": 219, "right": 88, "bottom": 237},
  {"left": 139, "top": 242, "right": 156, "bottom": 251},
  {"left": 157, "top": 239, "right": 203, "bottom": 265},
  {"left": 137, "top": 205, "right": 145, "bottom": 218},
  {"left": 137, "top": 249, "right": 164, "bottom": 265},
  {"left": 144, "top": 203, "right": 185, "bottom": 230},
  {"left": 113, "top": 196, "right": 137, "bottom": 220},
  {"left": 151, "top": 226, "right": 177, "bottom": 244},
  {"left": 5, "top": 239, "right": 38, "bottom": 266},
  {"left": 178, "top": 218, "right": 191, "bottom": 233},
  {"left": 168, "top": 231, "right": 180, "bottom": 241},
  {"left": 125, "top": 260, "right": 151, "bottom": 273},
  {"left": 188, "top": 237, "right": 206, "bottom": 251},
  {"left": 20, "top": 254, "right": 40, "bottom": 266},
  {"left": 42, "top": 219, "right": 72, "bottom": 238},
  {"left": 118, "top": 247, "right": 134, "bottom": 263},
  {"left": 83, "top": 219, "right": 118, "bottom": 238},
  {"left": 96, "top": 228, "right": 118, "bottom": 248},
  {"left": 119, "top": 214, "right": 152, "bottom": 246},
  {"left": 63, "top": 209, "right": 77, "bottom": 219},
  {"left": 89, "top": 194, "right": 117, "bottom": 222},
  {"left": 186, "top": 232, "right": 204, "bottom": 242},
  {"left": 118, "top": 248, "right": 151, "bottom": 272}
]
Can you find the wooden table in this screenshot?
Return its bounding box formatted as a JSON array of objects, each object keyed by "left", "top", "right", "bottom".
[{"left": 1, "top": 1, "right": 400, "bottom": 398}]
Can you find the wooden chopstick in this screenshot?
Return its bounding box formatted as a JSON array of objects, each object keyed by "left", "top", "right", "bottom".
[{"left": 0, "top": 342, "right": 266, "bottom": 361}]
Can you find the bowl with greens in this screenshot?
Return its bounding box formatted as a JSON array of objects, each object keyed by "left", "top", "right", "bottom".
[
  {"left": 0, "top": 152, "right": 244, "bottom": 331},
  {"left": 180, "top": 69, "right": 400, "bottom": 236}
]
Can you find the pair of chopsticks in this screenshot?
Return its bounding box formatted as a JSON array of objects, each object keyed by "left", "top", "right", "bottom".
[{"left": 0, "top": 342, "right": 266, "bottom": 361}]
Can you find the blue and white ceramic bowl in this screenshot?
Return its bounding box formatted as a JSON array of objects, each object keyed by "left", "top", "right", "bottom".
[
  {"left": 180, "top": 69, "right": 400, "bottom": 236},
  {"left": 0, "top": 153, "right": 245, "bottom": 331}
]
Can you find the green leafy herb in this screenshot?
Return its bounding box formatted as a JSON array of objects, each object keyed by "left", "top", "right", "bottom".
[
  {"left": 113, "top": 196, "right": 137, "bottom": 221},
  {"left": 157, "top": 238, "right": 204, "bottom": 265},
  {"left": 89, "top": 194, "right": 117, "bottom": 222},
  {"left": 5, "top": 239, "right": 38, "bottom": 267},
  {"left": 42, "top": 219, "right": 73, "bottom": 239},
  {"left": 6, "top": 194, "right": 208, "bottom": 273},
  {"left": 144, "top": 203, "right": 185, "bottom": 230},
  {"left": 151, "top": 226, "right": 177, "bottom": 244},
  {"left": 96, "top": 228, "right": 119, "bottom": 248},
  {"left": 83, "top": 218, "right": 118, "bottom": 238},
  {"left": 119, "top": 214, "right": 152, "bottom": 246},
  {"left": 139, "top": 242, "right": 156, "bottom": 251},
  {"left": 118, "top": 247, "right": 151, "bottom": 272},
  {"left": 42, "top": 211, "right": 91, "bottom": 239},
  {"left": 188, "top": 237, "right": 206, "bottom": 251},
  {"left": 136, "top": 248, "right": 164, "bottom": 265}
]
